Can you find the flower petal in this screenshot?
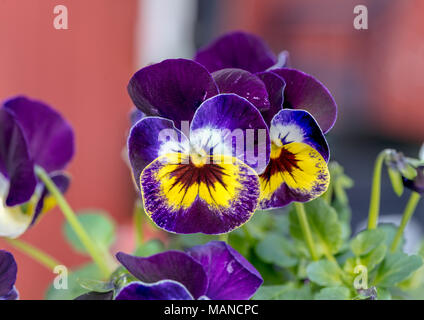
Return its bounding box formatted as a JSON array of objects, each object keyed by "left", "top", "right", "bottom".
[
  {"left": 267, "top": 50, "right": 290, "bottom": 70},
  {"left": 129, "top": 108, "right": 145, "bottom": 126},
  {"left": 115, "top": 280, "right": 194, "bottom": 300},
  {"left": 32, "top": 172, "right": 71, "bottom": 226},
  {"left": 256, "top": 71, "right": 286, "bottom": 125},
  {"left": 128, "top": 59, "right": 218, "bottom": 123},
  {"left": 270, "top": 109, "right": 329, "bottom": 162},
  {"left": 0, "top": 250, "right": 17, "bottom": 299},
  {"left": 190, "top": 94, "right": 270, "bottom": 174},
  {"left": 4, "top": 96, "right": 75, "bottom": 173},
  {"left": 259, "top": 142, "right": 329, "bottom": 209},
  {"left": 128, "top": 117, "right": 188, "bottom": 186},
  {"left": 195, "top": 31, "right": 276, "bottom": 73},
  {"left": 211, "top": 68, "right": 270, "bottom": 110},
  {"left": 140, "top": 153, "right": 260, "bottom": 234},
  {"left": 0, "top": 108, "right": 36, "bottom": 206},
  {"left": 187, "top": 241, "right": 263, "bottom": 300},
  {"left": 116, "top": 250, "right": 207, "bottom": 299},
  {"left": 271, "top": 68, "right": 337, "bottom": 133}
]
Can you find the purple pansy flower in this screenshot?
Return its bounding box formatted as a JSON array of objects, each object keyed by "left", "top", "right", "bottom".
[
  {"left": 0, "top": 96, "right": 74, "bottom": 238},
  {"left": 128, "top": 94, "right": 270, "bottom": 234},
  {"left": 0, "top": 250, "right": 18, "bottom": 300},
  {"left": 115, "top": 241, "right": 263, "bottom": 300},
  {"left": 194, "top": 31, "right": 337, "bottom": 134}
]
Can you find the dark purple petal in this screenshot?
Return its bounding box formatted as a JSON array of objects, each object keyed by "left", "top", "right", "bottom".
[
  {"left": 195, "top": 31, "right": 276, "bottom": 73},
  {"left": 403, "top": 166, "right": 424, "bottom": 195},
  {"left": 116, "top": 251, "right": 207, "bottom": 299},
  {"left": 128, "top": 59, "right": 218, "bottom": 123},
  {"left": 1, "top": 287, "right": 18, "bottom": 300},
  {"left": 270, "top": 109, "right": 329, "bottom": 162},
  {"left": 190, "top": 94, "right": 270, "bottom": 174},
  {"left": 128, "top": 117, "right": 188, "bottom": 187},
  {"left": 115, "top": 280, "right": 193, "bottom": 300},
  {"left": 0, "top": 108, "right": 37, "bottom": 206},
  {"left": 211, "top": 68, "right": 270, "bottom": 110},
  {"left": 32, "top": 172, "right": 71, "bottom": 226},
  {"left": 4, "top": 96, "right": 75, "bottom": 173},
  {"left": 187, "top": 241, "right": 263, "bottom": 300},
  {"left": 0, "top": 250, "right": 18, "bottom": 299},
  {"left": 141, "top": 153, "right": 260, "bottom": 234},
  {"left": 256, "top": 71, "right": 286, "bottom": 126},
  {"left": 272, "top": 68, "right": 337, "bottom": 133}
]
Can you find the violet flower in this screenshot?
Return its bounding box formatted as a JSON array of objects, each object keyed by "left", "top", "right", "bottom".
[
  {"left": 194, "top": 31, "right": 338, "bottom": 133},
  {"left": 0, "top": 96, "right": 73, "bottom": 238},
  {"left": 115, "top": 241, "right": 263, "bottom": 300},
  {"left": 0, "top": 250, "right": 18, "bottom": 300},
  {"left": 128, "top": 94, "right": 270, "bottom": 234}
]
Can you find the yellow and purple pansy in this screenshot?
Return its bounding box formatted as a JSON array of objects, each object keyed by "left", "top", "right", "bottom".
[
  {"left": 0, "top": 96, "right": 74, "bottom": 238},
  {"left": 127, "top": 31, "right": 337, "bottom": 232},
  {"left": 0, "top": 250, "right": 18, "bottom": 300},
  {"left": 114, "top": 241, "right": 263, "bottom": 300},
  {"left": 128, "top": 94, "right": 270, "bottom": 234}
]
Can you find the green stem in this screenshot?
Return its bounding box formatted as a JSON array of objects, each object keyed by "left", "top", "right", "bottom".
[
  {"left": 294, "top": 202, "right": 318, "bottom": 261},
  {"left": 4, "top": 238, "right": 61, "bottom": 271},
  {"left": 35, "top": 166, "right": 112, "bottom": 278},
  {"left": 390, "top": 192, "right": 421, "bottom": 252},
  {"left": 133, "top": 200, "right": 144, "bottom": 246},
  {"left": 367, "top": 150, "right": 390, "bottom": 229},
  {"left": 219, "top": 233, "right": 229, "bottom": 243}
]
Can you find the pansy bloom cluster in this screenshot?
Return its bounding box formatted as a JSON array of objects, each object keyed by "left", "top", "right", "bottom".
[{"left": 127, "top": 31, "right": 337, "bottom": 235}]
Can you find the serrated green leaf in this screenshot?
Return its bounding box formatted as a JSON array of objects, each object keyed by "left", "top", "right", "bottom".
[
  {"left": 351, "top": 229, "right": 386, "bottom": 256},
  {"left": 315, "top": 286, "right": 350, "bottom": 300},
  {"left": 45, "top": 264, "right": 101, "bottom": 300},
  {"left": 374, "top": 252, "right": 423, "bottom": 287},
  {"left": 64, "top": 210, "right": 116, "bottom": 254},
  {"left": 306, "top": 260, "right": 342, "bottom": 286},
  {"left": 255, "top": 233, "right": 298, "bottom": 268}
]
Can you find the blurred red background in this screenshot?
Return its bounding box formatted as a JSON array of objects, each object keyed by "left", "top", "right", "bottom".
[{"left": 1, "top": 0, "right": 424, "bottom": 299}]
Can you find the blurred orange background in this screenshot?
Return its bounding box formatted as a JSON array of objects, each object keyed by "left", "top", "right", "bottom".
[{"left": 1, "top": 0, "right": 424, "bottom": 299}]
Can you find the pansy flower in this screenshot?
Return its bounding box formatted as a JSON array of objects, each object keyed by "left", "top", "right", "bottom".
[
  {"left": 114, "top": 241, "right": 263, "bottom": 300},
  {"left": 194, "top": 31, "right": 338, "bottom": 133},
  {"left": 128, "top": 94, "right": 270, "bottom": 234},
  {"left": 258, "top": 109, "right": 330, "bottom": 209},
  {"left": 0, "top": 250, "right": 18, "bottom": 300},
  {"left": 0, "top": 96, "right": 74, "bottom": 238}
]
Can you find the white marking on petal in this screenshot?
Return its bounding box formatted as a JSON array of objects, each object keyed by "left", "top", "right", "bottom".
[{"left": 270, "top": 123, "right": 305, "bottom": 146}]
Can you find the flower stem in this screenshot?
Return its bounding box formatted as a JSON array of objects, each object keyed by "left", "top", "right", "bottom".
[
  {"left": 294, "top": 202, "right": 318, "bottom": 261},
  {"left": 390, "top": 192, "right": 421, "bottom": 252},
  {"left": 219, "top": 233, "right": 228, "bottom": 243},
  {"left": 4, "top": 238, "right": 61, "bottom": 271},
  {"left": 35, "top": 166, "right": 112, "bottom": 278},
  {"left": 367, "top": 150, "right": 390, "bottom": 229}
]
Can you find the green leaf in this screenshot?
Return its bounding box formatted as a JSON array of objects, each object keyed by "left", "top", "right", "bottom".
[
  {"left": 315, "top": 286, "right": 350, "bottom": 300},
  {"left": 350, "top": 229, "right": 386, "bottom": 257},
  {"left": 45, "top": 263, "right": 101, "bottom": 300},
  {"left": 374, "top": 252, "right": 423, "bottom": 287},
  {"left": 255, "top": 233, "right": 298, "bottom": 268},
  {"left": 253, "top": 283, "right": 312, "bottom": 300},
  {"left": 306, "top": 260, "right": 343, "bottom": 286},
  {"left": 133, "top": 239, "right": 164, "bottom": 257},
  {"left": 378, "top": 223, "right": 405, "bottom": 252},
  {"left": 360, "top": 244, "right": 387, "bottom": 271},
  {"left": 290, "top": 198, "right": 343, "bottom": 255},
  {"left": 387, "top": 166, "right": 404, "bottom": 197},
  {"left": 64, "top": 210, "right": 116, "bottom": 254},
  {"left": 78, "top": 279, "right": 114, "bottom": 293}
]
